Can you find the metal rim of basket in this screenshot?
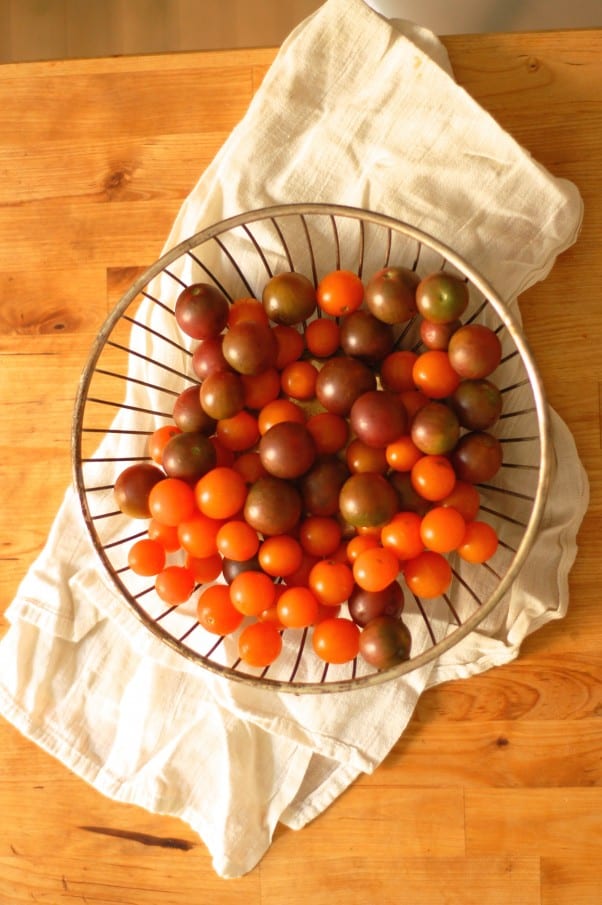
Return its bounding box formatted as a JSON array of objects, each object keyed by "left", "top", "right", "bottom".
[{"left": 72, "top": 202, "right": 552, "bottom": 694}]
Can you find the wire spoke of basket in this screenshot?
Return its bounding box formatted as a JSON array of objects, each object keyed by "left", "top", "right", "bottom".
[
  {"left": 412, "top": 595, "right": 438, "bottom": 645},
  {"left": 289, "top": 627, "right": 310, "bottom": 683},
  {"left": 212, "top": 235, "right": 257, "bottom": 298},
  {"left": 479, "top": 502, "right": 529, "bottom": 529},
  {"left": 84, "top": 396, "right": 173, "bottom": 420},
  {"left": 122, "top": 314, "right": 192, "bottom": 359},
  {"left": 185, "top": 250, "right": 233, "bottom": 300},
  {"left": 103, "top": 530, "right": 148, "bottom": 550},
  {"left": 94, "top": 367, "right": 182, "bottom": 401},
  {"left": 106, "top": 339, "right": 190, "bottom": 383}
]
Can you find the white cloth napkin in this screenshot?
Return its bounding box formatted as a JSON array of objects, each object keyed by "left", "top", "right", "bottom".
[{"left": 0, "top": 0, "right": 589, "bottom": 879}]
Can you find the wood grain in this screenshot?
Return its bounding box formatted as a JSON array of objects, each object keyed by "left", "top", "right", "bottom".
[{"left": 1, "top": 27, "right": 602, "bottom": 905}]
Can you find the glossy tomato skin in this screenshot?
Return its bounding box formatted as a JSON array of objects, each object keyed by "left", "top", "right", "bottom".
[
  {"left": 448, "top": 324, "right": 502, "bottom": 379},
  {"left": 339, "top": 473, "right": 399, "bottom": 529},
  {"left": 301, "top": 457, "right": 350, "bottom": 517},
  {"left": 244, "top": 475, "right": 303, "bottom": 536},
  {"left": 175, "top": 282, "right": 229, "bottom": 340},
  {"left": 364, "top": 266, "right": 419, "bottom": 325},
  {"left": 173, "top": 385, "right": 216, "bottom": 434},
  {"left": 451, "top": 431, "right": 503, "bottom": 483},
  {"left": 410, "top": 400, "right": 460, "bottom": 456},
  {"left": 161, "top": 431, "right": 216, "bottom": 482},
  {"left": 222, "top": 320, "right": 278, "bottom": 376},
  {"left": 449, "top": 378, "right": 503, "bottom": 430},
  {"left": 339, "top": 309, "right": 395, "bottom": 362},
  {"left": 262, "top": 271, "right": 316, "bottom": 326},
  {"left": 258, "top": 421, "right": 316, "bottom": 479},
  {"left": 315, "top": 356, "right": 376, "bottom": 416},
  {"left": 359, "top": 615, "right": 412, "bottom": 669},
  {"left": 114, "top": 463, "right": 164, "bottom": 519},
  {"left": 348, "top": 582, "right": 404, "bottom": 627},
  {"left": 350, "top": 389, "right": 408, "bottom": 449},
  {"left": 416, "top": 272, "right": 469, "bottom": 324}
]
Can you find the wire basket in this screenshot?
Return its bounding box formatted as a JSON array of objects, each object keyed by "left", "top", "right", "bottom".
[{"left": 72, "top": 203, "right": 551, "bottom": 693}]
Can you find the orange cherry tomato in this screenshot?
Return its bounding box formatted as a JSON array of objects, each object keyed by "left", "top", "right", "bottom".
[
  {"left": 128, "top": 538, "right": 166, "bottom": 576},
  {"left": 258, "top": 534, "right": 304, "bottom": 577},
  {"left": 346, "top": 533, "right": 381, "bottom": 563},
  {"left": 238, "top": 621, "right": 283, "bottom": 667},
  {"left": 228, "top": 297, "right": 269, "bottom": 328},
  {"left": 306, "top": 411, "right": 349, "bottom": 455},
  {"left": 281, "top": 359, "right": 319, "bottom": 401},
  {"left": 412, "top": 350, "right": 461, "bottom": 399},
  {"left": 277, "top": 586, "right": 320, "bottom": 628},
  {"left": 411, "top": 455, "right": 456, "bottom": 502},
  {"left": 155, "top": 565, "right": 195, "bottom": 604},
  {"left": 257, "top": 398, "right": 306, "bottom": 434},
  {"left": 420, "top": 506, "right": 466, "bottom": 553},
  {"left": 273, "top": 324, "right": 305, "bottom": 369},
  {"left": 197, "top": 584, "right": 244, "bottom": 635},
  {"left": 185, "top": 552, "right": 223, "bottom": 583},
  {"left": 304, "top": 317, "right": 340, "bottom": 357},
  {"left": 177, "top": 512, "right": 223, "bottom": 558},
  {"left": 240, "top": 367, "right": 281, "bottom": 410},
  {"left": 380, "top": 511, "right": 424, "bottom": 560},
  {"left": 386, "top": 435, "right": 423, "bottom": 471},
  {"left": 380, "top": 350, "right": 418, "bottom": 393},
  {"left": 457, "top": 520, "right": 499, "bottom": 563},
  {"left": 216, "top": 519, "right": 259, "bottom": 562},
  {"left": 403, "top": 550, "right": 452, "bottom": 598},
  {"left": 148, "top": 424, "right": 182, "bottom": 464},
  {"left": 308, "top": 559, "right": 355, "bottom": 606},
  {"left": 440, "top": 481, "right": 481, "bottom": 522},
  {"left": 231, "top": 451, "right": 268, "bottom": 484},
  {"left": 312, "top": 617, "right": 360, "bottom": 664},
  {"left": 299, "top": 516, "right": 342, "bottom": 558},
  {"left": 229, "top": 570, "right": 277, "bottom": 616},
  {"left": 216, "top": 409, "right": 260, "bottom": 452},
  {"left": 316, "top": 270, "right": 364, "bottom": 317},
  {"left": 148, "top": 478, "right": 197, "bottom": 527},
  {"left": 353, "top": 546, "right": 400, "bottom": 592},
  {"left": 195, "top": 467, "right": 247, "bottom": 519},
  {"left": 147, "top": 518, "right": 181, "bottom": 552}
]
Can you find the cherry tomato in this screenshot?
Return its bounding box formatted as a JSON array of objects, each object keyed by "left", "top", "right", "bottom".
[
  {"left": 272, "top": 324, "right": 305, "bottom": 369},
  {"left": 403, "top": 550, "right": 452, "bottom": 598},
  {"left": 316, "top": 270, "right": 364, "bottom": 317},
  {"left": 277, "top": 586, "right": 320, "bottom": 628},
  {"left": 412, "top": 350, "right": 461, "bottom": 399},
  {"left": 457, "top": 520, "right": 499, "bottom": 563},
  {"left": 411, "top": 455, "right": 456, "bottom": 502},
  {"left": 197, "top": 584, "right": 244, "bottom": 635},
  {"left": 185, "top": 552, "right": 223, "bottom": 583},
  {"left": 227, "top": 297, "right": 269, "bottom": 328},
  {"left": 216, "top": 519, "right": 259, "bottom": 562},
  {"left": 155, "top": 565, "right": 195, "bottom": 604},
  {"left": 258, "top": 534, "right": 304, "bottom": 577},
  {"left": 215, "top": 409, "right": 259, "bottom": 452},
  {"left": 380, "top": 350, "right": 418, "bottom": 393},
  {"left": 385, "top": 435, "right": 423, "bottom": 471},
  {"left": 353, "top": 546, "right": 400, "bottom": 592},
  {"left": 127, "top": 538, "right": 166, "bottom": 576},
  {"left": 308, "top": 559, "right": 355, "bottom": 606},
  {"left": 419, "top": 506, "right": 466, "bottom": 553},
  {"left": 257, "top": 398, "right": 306, "bottom": 435},
  {"left": 195, "top": 466, "right": 247, "bottom": 519},
  {"left": 281, "top": 359, "right": 319, "bottom": 400},
  {"left": 304, "top": 317, "right": 340, "bottom": 357},
  {"left": 229, "top": 570, "right": 277, "bottom": 616},
  {"left": 440, "top": 481, "right": 481, "bottom": 522},
  {"left": 240, "top": 367, "right": 281, "bottom": 411},
  {"left": 177, "top": 512, "right": 222, "bottom": 558},
  {"left": 299, "top": 516, "right": 342, "bottom": 557},
  {"left": 148, "top": 477, "right": 198, "bottom": 526},
  {"left": 238, "top": 621, "right": 283, "bottom": 667},
  {"left": 147, "top": 518, "right": 181, "bottom": 552},
  {"left": 380, "top": 512, "right": 424, "bottom": 560},
  {"left": 346, "top": 533, "right": 381, "bottom": 563},
  {"left": 312, "top": 617, "right": 360, "bottom": 664},
  {"left": 148, "top": 424, "right": 181, "bottom": 464},
  {"left": 232, "top": 451, "right": 268, "bottom": 484},
  {"left": 306, "top": 411, "right": 349, "bottom": 455}
]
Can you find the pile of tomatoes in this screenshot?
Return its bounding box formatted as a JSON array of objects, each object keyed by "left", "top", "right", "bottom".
[{"left": 113, "top": 263, "right": 504, "bottom": 673}]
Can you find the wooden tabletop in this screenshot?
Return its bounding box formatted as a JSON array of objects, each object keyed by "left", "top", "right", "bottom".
[{"left": 1, "top": 28, "right": 601, "bottom": 905}]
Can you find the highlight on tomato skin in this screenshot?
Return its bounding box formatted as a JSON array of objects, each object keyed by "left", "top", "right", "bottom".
[{"left": 113, "top": 261, "right": 508, "bottom": 676}]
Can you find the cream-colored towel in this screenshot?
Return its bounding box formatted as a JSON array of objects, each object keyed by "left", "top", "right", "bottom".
[{"left": 0, "top": 0, "right": 588, "bottom": 878}]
